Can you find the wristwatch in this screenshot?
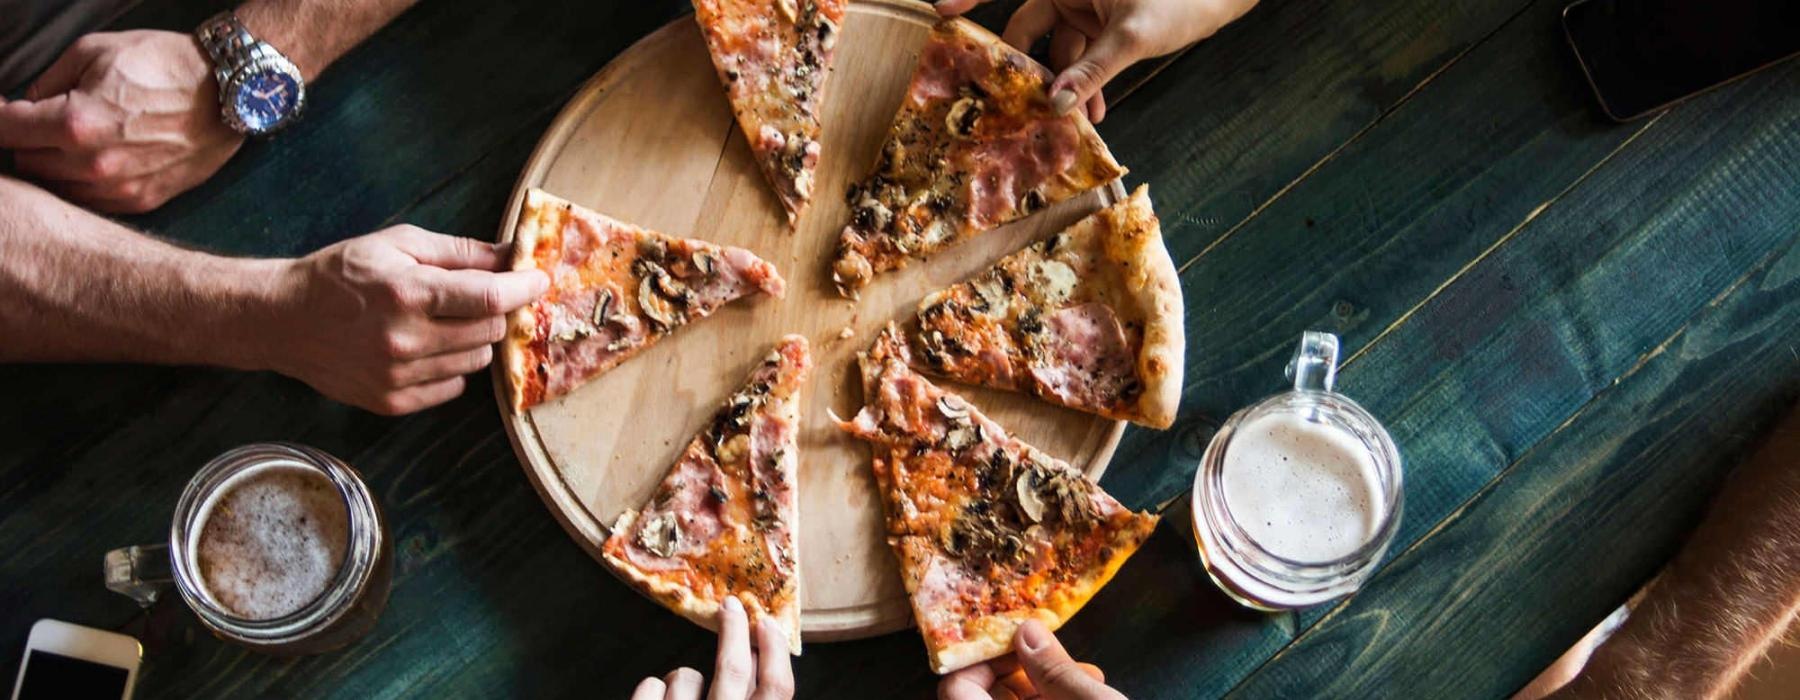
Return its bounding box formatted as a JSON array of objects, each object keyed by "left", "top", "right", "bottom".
[{"left": 194, "top": 12, "right": 306, "bottom": 136}]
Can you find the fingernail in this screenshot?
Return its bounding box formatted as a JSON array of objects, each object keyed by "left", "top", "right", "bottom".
[
  {"left": 1050, "top": 89, "right": 1079, "bottom": 115},
  {"left": 1018, "top": 620, "right": 1050, "bottom": 652},
  {"left": 725, "top": 596, "right": 744, "bottom": 614}
]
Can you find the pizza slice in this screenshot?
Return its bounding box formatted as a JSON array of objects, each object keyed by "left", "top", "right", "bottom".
[
  {"left": 830, "top": 18, "right": 1126, "bottom": 297},
  {"left": 905, "top": 185, "right": 1183, "bottom": 429},
  {"left": 505, "top": 188, "right": 786, "bottom": 411},
  {"left": 602, "top": 335, "right": 812, "bottom": 654},
  {"left": 840, "top": 326, "right": 1159, "bottom": 673},
  {"left": 692, "top": 0, "right": 847, "bottom": 225}
]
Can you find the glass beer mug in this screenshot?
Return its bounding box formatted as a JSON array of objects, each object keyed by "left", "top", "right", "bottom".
[
  {"left": 105, "top": 443, "right": 393, "bottom": 654},
  {"left": 1191, "top": 332, "right": 1403, "bottom": 610}
]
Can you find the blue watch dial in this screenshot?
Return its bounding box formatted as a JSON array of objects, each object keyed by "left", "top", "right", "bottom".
[{"left": 232, "top": 69, "right": 300, "bottom": 132}]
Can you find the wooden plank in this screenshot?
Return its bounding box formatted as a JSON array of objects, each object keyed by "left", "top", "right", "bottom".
[
  {"left": 1101, "top": 0, "right": 1647, "bottom": 510},
  {"left": 1225, "top": 237, "right": 1800, "bottom": 697}
]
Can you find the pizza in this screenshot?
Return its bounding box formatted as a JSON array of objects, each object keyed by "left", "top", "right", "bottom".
[
  {"left": 840, "top": 325, "right": 1159, "bottom": 673},
  {"left": 601, "top": 335, "right": 812, "bottom": 654},
  {"left": 905, "top": 185, "right": 1183, "bottom": 429},
  {"left": 504, "top": 188, "right": 786, "bottom": 411},
  {"left": 693, "top": 0, "right": 848, "bottom": 225},
  {"left": 830, "top": 18, "right": 1126, "bottom": 297}
]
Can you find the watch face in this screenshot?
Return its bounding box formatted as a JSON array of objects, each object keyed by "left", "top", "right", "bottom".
[{"left": 232, "top": 69, "right": 301, "bottom": 133}]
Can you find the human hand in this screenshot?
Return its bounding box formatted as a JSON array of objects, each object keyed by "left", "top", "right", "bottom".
[
  {"left": 939, "top": 620, "right": 1123, "bottom": 700},
  {"left": 935, "top": 0, "right": 1259, "bottom": 122},
  {"left": 258, "top": 226, "right": 547, "bottom": 416},
  {"left": 632, "top": 597, "right": 795, "bottom": 700},
  {"left": 0, "top": 30, "right": 242, "bottom": 213}
]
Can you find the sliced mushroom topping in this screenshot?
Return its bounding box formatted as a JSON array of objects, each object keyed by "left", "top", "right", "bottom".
[
  {"left": 971, "top": 276, "right": 1010, "bottom": 318},
  {"left": 1028, "top": 259, "right": 1078, "bottom": 306},
  {"left": 1019, "top": 188, "right": 1047, "bottom": 216},
  {"left": 591, "top": 289, "right": 614, "bottom": 326},
  {"left": 937, "top": 396, "right": 970, "bottom": 420},
  {"left": 1015, "top": 469, "right": 1048, "bottom": 523},
  {"left": 692, "top": 251, "right": 715, "bottom": 278},
  {"left": 943, "top": 421, "right": 981, "bottom": 452},
  {"left": 817, "top": 16, "right": 838, "bottom": 51},
  {"left": 552, "top": 326, "right": 593, "bottom": 343},
  {"left": 637, "top": 511, "right": 683, "bottom": 558},
  {"left": 638, "top": 237, "right": 669, "bottom": 263},
  {"left": 921, "top": 218, "right": 955, "bottom": 246},
  {"left": 777, "top": 0, "right": 799, "bottom": 24},
  {"left": 655, "top": 270, "right": 692, "bottom": 302},
  {"left": 852, "top": 198, "right": 893, "bottom": 233},
  {"left": 946, "top": 96, "right": 984, "bottom": 138},
  {"left": 639, "top": 275, "right": 680, "bottom": 329}
]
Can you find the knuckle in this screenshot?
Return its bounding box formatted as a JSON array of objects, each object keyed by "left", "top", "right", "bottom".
[
  {"left": 1042, "top": 661, "right": 1089, "bottom": 691},
  {"left": 381, "top": 331, "right": 416, "bottom": 360},
  {"left": 380, "top": 277, "right": 417, "bottom": 309},
  {"left": 483, "top": 317, "right": 508, "bottom": 343},
  {"left": 481, "top": 284, "right": 506, "bottom": 315},
  {"left": 371, "top": 394, "right": 411, "bottom": 416}
]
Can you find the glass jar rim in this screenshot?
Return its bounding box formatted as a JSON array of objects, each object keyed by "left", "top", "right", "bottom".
[
  {"left": 1196, "top": 390, "right": 1405, "bottom": 577},
  {"left": 166, "top": 442, "right": 380, "bottom": 645}
]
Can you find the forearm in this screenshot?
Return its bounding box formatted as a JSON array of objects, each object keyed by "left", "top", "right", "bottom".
[
  {"left": 0, "top": 176, "right": 288, "bottom": 369},
  {"left": 1556, "top": 411, "right": 1800, "bottom": 699},
  {"left": 237, "top": 0, "right": 420, "bottom": 81}
]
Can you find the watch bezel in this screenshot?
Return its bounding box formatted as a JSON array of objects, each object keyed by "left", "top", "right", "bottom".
[{"left": 219, "top": 52, "right": 307, "bottom": 136}]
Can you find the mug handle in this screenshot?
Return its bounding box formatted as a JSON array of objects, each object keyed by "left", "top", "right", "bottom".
[
  {"left": 1287, "top": 331, "right": 1340, "bottom": 393},
  {"left": 104, "top": 544, "right": 174, "bottom": 607}
]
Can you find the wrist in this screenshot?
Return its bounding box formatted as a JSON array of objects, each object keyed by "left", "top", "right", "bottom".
[
  {"left": 207, "top": 256, "right": 304, "bottom": 372},
  {"left": 235, "top": 2, "right": 330, "bottom": 81}
]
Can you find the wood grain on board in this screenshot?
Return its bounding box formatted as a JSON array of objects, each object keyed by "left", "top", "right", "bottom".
[{"left": 493, "top": 1, "right": 1127, "bottom": 640}]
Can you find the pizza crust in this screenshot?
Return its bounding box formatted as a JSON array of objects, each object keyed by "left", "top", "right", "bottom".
[
  {"left": 601, "top": 510, "right": 805, "bottom": 656},
  {"left": 503, "top": 188, "right": 564, "bottom": 413},
  {"left": 1112, "top": 185, "right": 1184, "bottom": 430},
  {"left": 924, "top": 513, "right": 1157, "bottom": 674}
]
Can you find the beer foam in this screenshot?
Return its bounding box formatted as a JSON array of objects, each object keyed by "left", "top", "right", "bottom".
[
  {"left": 193, "top": 461, "right": 350, "bottom": 620},
  {"left": 1220, "top": 412, "right": 1385, "bottom": 563}
]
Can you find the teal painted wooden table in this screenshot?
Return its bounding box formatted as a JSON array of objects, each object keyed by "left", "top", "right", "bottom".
[{"left": 4, "top": 0, "right": 1798, "bottom": 697}]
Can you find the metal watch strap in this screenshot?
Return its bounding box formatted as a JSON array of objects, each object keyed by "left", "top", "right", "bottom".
[{"left": 196, "top": 12, "right": 262, "bottom": 87}]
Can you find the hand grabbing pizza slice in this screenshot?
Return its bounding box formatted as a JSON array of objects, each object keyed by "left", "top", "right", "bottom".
[
  {"left": 831, "top": 18, "right": 1125, "bottom": 297},
  {"left": 906, "top": 185, "right": 1184, "bottom": 429},
  {"left": 602, "top": 335, "right": 812, "bottom": 654},
  {"left": 840, "top": 325, "right": 1158, "bottom": 673},
  {"left": 693, "top": 0, "right": 847, "bottom": 226},
  {"left": 504, "top": 189, "right": 786, "bottom": 411}
]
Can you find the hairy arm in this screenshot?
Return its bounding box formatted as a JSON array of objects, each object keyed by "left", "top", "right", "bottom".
[
  {"left": 0, "top": 174, "right": 279, "bottom": 367},
  {"left": 1553, "top": 408, "right": 1800, "bottom": 699},
  {"left": 237, "top": 0, "right": 420, "bottom": 81},
  {"left": 0, "top": 175, "right": 546, "bottom": 414},
  {"left": 0, "top": 0, "right": 420, "bottom": 213}
]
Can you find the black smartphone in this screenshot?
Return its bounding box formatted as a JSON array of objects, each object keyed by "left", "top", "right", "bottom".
[{"left": 1562, "top": 0, "right": 1800, "bottom": 121}]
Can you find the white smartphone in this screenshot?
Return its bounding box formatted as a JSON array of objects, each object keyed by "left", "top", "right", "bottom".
[{"left": 10, "top": 620, "right": 140, "bottom": 700}]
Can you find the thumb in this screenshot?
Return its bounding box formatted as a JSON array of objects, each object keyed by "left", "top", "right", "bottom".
[
  {"left": 1047, "top": 27, "right": 1141, "bottom": 116},
  {"left": 1014, "top": 620, "right": 1123, "bottom": 700}
]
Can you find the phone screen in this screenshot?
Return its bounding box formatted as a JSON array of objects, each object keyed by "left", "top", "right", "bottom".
[
  {"left": 15, "top": 651, "right": 129, "bottom": 700},
  {"left": 1562, "top": 0, "right": 1800, "bottom": 120}
]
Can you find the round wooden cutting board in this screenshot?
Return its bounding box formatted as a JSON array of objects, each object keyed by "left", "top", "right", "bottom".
[{"left": 493, "top": 0, "right": 1126, "bottom": 641}]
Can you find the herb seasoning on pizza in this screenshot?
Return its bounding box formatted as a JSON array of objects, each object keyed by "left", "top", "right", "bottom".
[
  {"left": 908, "top": 185, "right": 1183, "bottom": 429},
  {"left": 840, "top": 325, "right": 1158, "bottom": 673},
  {"left": 693, "top": 0, "right": 847, "bottom": 226},
  {"left": 830, "top": 18, "right": 1125, "bottom": 297},
  {"left": 602, "top": 335, "right": 812, "bottom": 654},
  {"left": 504, "top": 189, "right": 786, "bottom": 411}
]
